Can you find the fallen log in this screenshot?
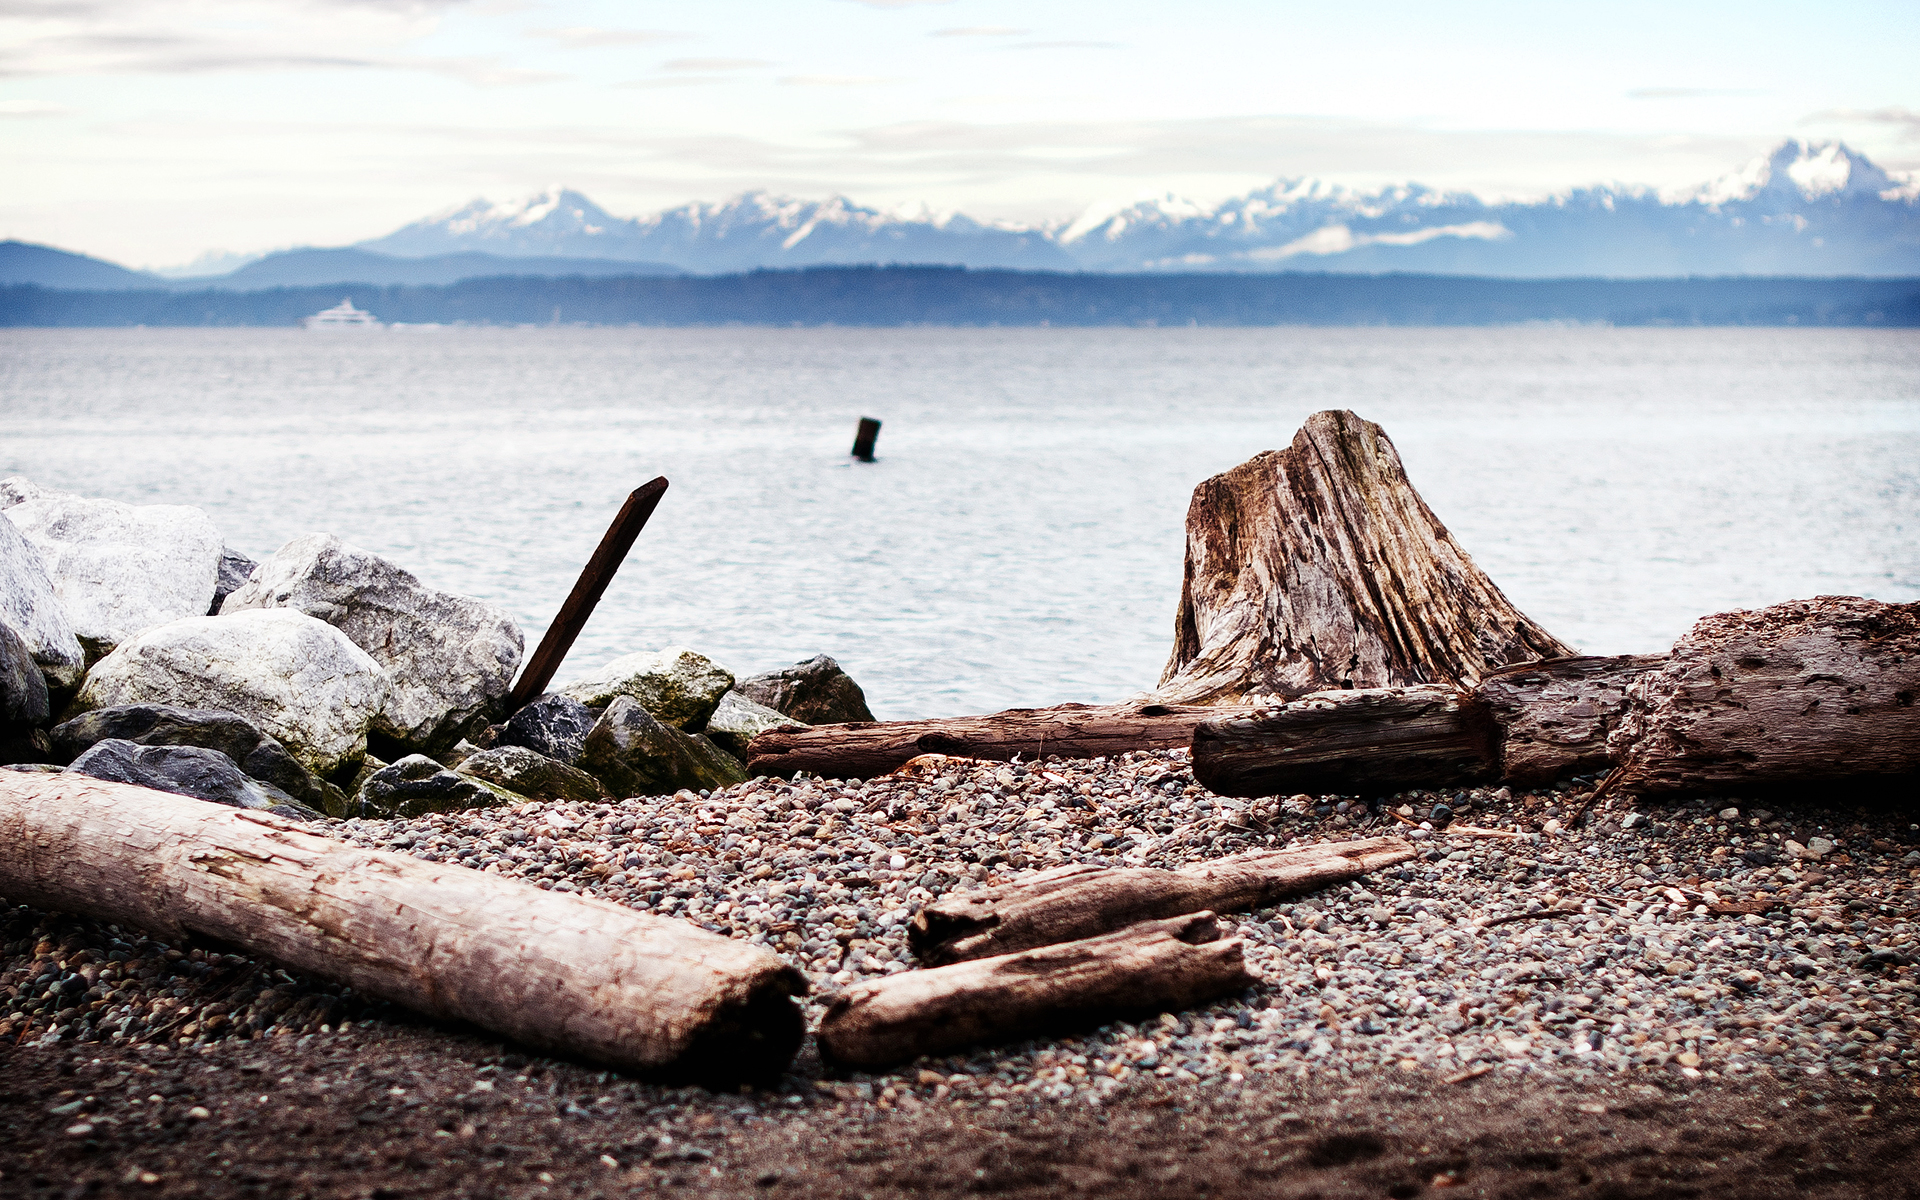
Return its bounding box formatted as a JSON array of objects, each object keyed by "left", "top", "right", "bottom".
[
  {"left": 909, "top": 836, "right": 1414, "bottom": 965},
  {"left": 1608, "top": 596, "right": 1920, "bottom": 797},
  {"left": 820, "top": 912, "right": 1251, "bottom": 1069},
  {"left": 0, "top": 772, "right": 806, "bottom": 1082},
  {"left": 1474, "top": 654, "right": 1667, "bottom": 786},
  {"left": 1155, "top": 410, "right": 1573, "bottom": 706},
  {"left": 1190, "top": 686, "right": 1497, "bottom": 798},
  {"left": 744, "top": 700, "right": 1249, "bottom": 780}
]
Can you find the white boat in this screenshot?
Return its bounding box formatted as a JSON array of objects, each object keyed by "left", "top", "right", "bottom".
[{"left": 303, "top": 298, "right": 383, "bottom": 329}]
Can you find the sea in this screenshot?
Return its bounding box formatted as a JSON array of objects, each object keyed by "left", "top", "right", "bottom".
[{"left": 3, "top": 326, "right": 1917, "bottom": 719}]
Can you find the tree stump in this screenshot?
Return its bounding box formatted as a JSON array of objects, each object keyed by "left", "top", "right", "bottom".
[{"left": 1154, "top": 410, "right": 1574, "bottom": 706}]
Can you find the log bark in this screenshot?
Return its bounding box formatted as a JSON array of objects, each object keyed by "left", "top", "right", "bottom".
[
  {"left": 0, "top": 772, "right": 807, "bottom": 1082},
  {"left": 1474, "top": 654, "right": 1667, "bottom": 786},
  {"left": 1608, "top": 597, "right": 1920, "bottom": 797},
  {"left": 744, "top": 701, "right": 1250, "bottom": 780},
  {"left": 1155, "top": 410, "right": 1574, "bottom": 706},
  {"left": 909, "top": 836, "right": 1414, "bottom": 965},
  {"left": 820, "top": 912, "right": 1252, "bottom": 1069},
  {"left": 1190, "top": 686, "right": 1497, "bottom": 798}
]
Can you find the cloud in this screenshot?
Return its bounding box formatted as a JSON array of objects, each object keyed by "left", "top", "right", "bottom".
[
  {"left": 1002, "top": 41, "right": 1123, "bottom": 51},
  {"left": 838, "top": 0, "right": 958, "bottom": 7},
  {"left": 1244, "top": 220, "right": 1510, "bottom": 261},
  {"left": 1626, "top": 87, "right": 1760, "bottom": 99},
  {"left": 525, "top": 27, "right": 691, "bottom": 49},
  {"left": 0, "top": 98, "right": 67, "bottom": 116},
  {"left": 931, "top": 27, "right": 1029, "bottom": 37},
  {"left": 659, "top": 57, "right": 773, "bottom": 72},
  {"left": 1804, "top": 107, "right": 1920, "bottom": 139},
  {"left": 615, "top": 76, "right": 726, "bottom": 90},
  {"left": 781, "top": 75, "right": 897, "bottom": 87}
]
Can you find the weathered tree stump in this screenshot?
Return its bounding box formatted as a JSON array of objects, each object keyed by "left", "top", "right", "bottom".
[
  {"left": 1608, "top": 597, "right": 1920, "bottom": 797},
  {"left": 0, "top": 773, "right": 807, "bottom": 1082},
  {"left": 910, "top": 836, "right": 1414, "bottom": 964},
  {"left": 1475, "top": 654, "right": 1667, "bottom": 786},
  {"left": 1155, "top": 410, "right": 1574, "bottom": 706},
  {"left": 820, "top": 912, "right": 1252, "bottom": 1069}
]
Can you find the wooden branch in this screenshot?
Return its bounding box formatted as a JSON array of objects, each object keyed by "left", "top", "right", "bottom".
[
  {"left": 1190, "top": 685, "right": 1497, "bottom": 798},
  {"left": 1474, "top": 654, "right": 1666, "bottom": 786},
  {"left": 0, "top": 772, "right": 806, "bottom": 1083},
  {"left": 909, "top": 836, "right": 1414, "bottom": 965},
  {"left": 744, "top": 701, "right": 1250, "bottom": 780},
  {"left": 1155, "top": 410, "right": 1573, "bottom": 706},
  {"left": 820, "top": 912, "right": 1251, "bottom": 1069}
]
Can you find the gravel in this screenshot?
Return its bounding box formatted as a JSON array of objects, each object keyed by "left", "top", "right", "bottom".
[{"left": 5, "top": 749, "right": 1917, "bottom": 1110}]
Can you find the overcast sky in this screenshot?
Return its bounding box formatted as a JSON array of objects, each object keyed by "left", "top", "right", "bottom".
[{"left": 4, "top": 0, "right": 1916, "bottom": 267}]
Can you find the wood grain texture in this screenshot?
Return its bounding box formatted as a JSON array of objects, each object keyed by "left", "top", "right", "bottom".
[
  {"left": 1474, "top": 655, "right": 1668, "bottom": 786},
  {"left": 1607, "top": 597, "right": 1920, "bottom": 797},
  {"left": 820, "top": 912, "right": 1252, "bottom": 1069},
  {"left": 1155, "top": 410, "right": 1573, "bottom": 706},
  {"left": 909, "top": 837, "right": 1414, "bottom": 965},
  {"left": 1190, "top": 686, "right": 1497, "bottom": 798},
  {"left": 0, "top": 772, "right": 806, "bottom": 1082}
]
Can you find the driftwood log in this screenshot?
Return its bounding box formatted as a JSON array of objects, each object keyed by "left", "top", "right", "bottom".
[
  {"left": 1608, "top": 597, "right": 1920, "bottom": 797},
  {"left": 1475, "top": 654, "right": 1667, "bottom": 786},
  {"left": 0, "top": 772, "right": 806, "bottom": 1082},
  {"left": 820, "top": 912, "right": 1252, "bottom": 1069},
  {"left": 1154, "top": 410, "right": 1573, "bottom": 706},
  {"left": 745, "top": 701, "right": 1248, "bottom": 780},
  {"left": 1190, "top": 687, "right": 1496, "bottom": 798},
  {"left": 910, "top": 836, "right": 1414, "bottom": 965}
]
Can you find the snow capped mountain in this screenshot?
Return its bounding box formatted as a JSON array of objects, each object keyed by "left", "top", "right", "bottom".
[{"left": 352, "top": 141, "right": 1917, "bottom": 277}]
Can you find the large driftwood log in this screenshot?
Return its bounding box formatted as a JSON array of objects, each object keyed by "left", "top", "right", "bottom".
[
  {"left": 820, "top": 912, "right": 1251, "bottom": 1069},
  {"left": 909, "top": 836, "right": 1414, "bottom": 965},
  {"left": 0, "top": 773, "right": 806, "bottom": 1082},
  {"left": 1190, "top": 687, "right": 1497, "bottom": 798},
  {"left": 744, "top": 701, "right": 1249, "bottom": 780},
  {"left": 1608, "top": 597, "right": 1920, "bottom": 797},
  {"left": 1155, "top": 410, "right": 1574, "bottom": 706},
  {"left": 1475, "top": 654, "right": 1667, "bottom": 786}
]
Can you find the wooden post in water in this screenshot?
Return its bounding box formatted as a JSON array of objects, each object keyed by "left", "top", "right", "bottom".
[
  {"left": 851, "top": 417, "right": 882, "bottom": 462},
  {"left": 505, "top": 478, "right": 669, "bottom": 714}
]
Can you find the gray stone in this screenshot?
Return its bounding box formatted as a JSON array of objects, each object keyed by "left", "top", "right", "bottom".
[
  {"left": 577, "top": 696, "right": 747, "bottom": 798},
  {"left": 356, "top": 753, "right": 520, "bottom": 818},
  {"left": 50, "top": 702, "right": 340, "bottom": 816},
  {"left": 704, "top": 690, "right": 802, "bottom": 758},
  {"left": 457, "top": 745, "right": 607, "bottom": 805},
  {"left": 559, "top": 646, "right": 733, "bottom": 730},
  {"left": 0, "top": 477, "right": 222, "bottom": 657},
  {"left": 1, "top": 619, "right": 50, "bottom": 727},
  {"left": 222, "top": 533, "right": 523, "bottom": 755},
  {"left": 208, "top": 547, "right": 258, "bottom": 615},
  {"left": 734, "top": 654, "right": 875, "bottom": 725},
  {"left": 66, "top": 739, "right": 319, "bottom": 820},
  {"left": 74, "top": 608, "right": 388, "bottom": 778},
  {"left": 0, "top": 513, "right": 85, "bottom": 691},
  {"left": 501, "top": 692, "right": 597, "bottom": 764}
]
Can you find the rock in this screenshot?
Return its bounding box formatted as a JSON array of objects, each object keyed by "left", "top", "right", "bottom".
[
  {"left": 1, "top": 619, "right": 50, "bottom": 728},
  {"left": 341, "top": 753, "right": 388, "bottom": 804},
  {"left": 1805, "top": 836, "right": 1835, "bottom": 859},
  {"left": 577, "top": 697, "right": 748, "bottom": 798},
  {"left": 356, "top": 754, "right": 519, "bottom": 818},
  {"left": 559, "top": 647, "right": 733, "bottom": 730},
  {"left": 208, "top": 547, "right": 258, "bottom": 615},
  {"left": 704, "top": 690, "right": 803, "bottom": 758},
  {"left": 440, "top": 739, "right": 483, "bottom": 769},
  {"left": 49, "top": 702, "right": 340, "bottom": 816},
  {"left": 74, "top": 608, "right": 388, "bottom": 778},
  {"left": 501, "top": 693, "right": 597, "bottom": 765},
  {"left": 0, "top": 514, "right": 85, "bottom": 691},
  {"left": 734, "top": 654, "right": 875, "bottom": 725},
  {"left": 456, "top": 745, "right": 608, "bottom": 804},
  {"left": 0, "top": 477, "right": 222, "bottom": 657},
  {"left": 66, "top": 739, "right": 318, "bottom": 820},
  {"left": 221, "top": 534, "right": 522, "bottom": 755}
]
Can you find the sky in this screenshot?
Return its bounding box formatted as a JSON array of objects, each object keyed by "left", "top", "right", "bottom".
[{"left": 3, "top": 0, "right": 1917, "bottom": 268}]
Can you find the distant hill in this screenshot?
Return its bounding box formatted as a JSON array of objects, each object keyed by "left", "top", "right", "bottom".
[
  {"left": 174, "top": 247, "right": 684, "bottom": 289},
  {"left": 0, "top": 241, "right": 164, "bottom": 289}
]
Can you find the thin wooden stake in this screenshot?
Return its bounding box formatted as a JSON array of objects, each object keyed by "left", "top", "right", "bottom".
[
  {"left": 506, "top": 478, "right": 668, "bottom": 714},
  {"left": 851, "top": 416, "right": 881, "bottom": 462}
]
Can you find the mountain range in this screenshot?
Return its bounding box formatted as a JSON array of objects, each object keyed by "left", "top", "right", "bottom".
[{"left": 4, "top": 140, "right": 1915, "bottom": 289}]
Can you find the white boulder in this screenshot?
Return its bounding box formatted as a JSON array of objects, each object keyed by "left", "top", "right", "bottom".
[
  {"left": 76, "top": 608, "right": 388, "bottom": 777},
  {"left": 0, "top": 514, "right": 85, "bottom": 690},
  {"left": 560, "top": 646, "right": 735, "bottom": 729},
  {"left": 0, "top": 476, "right": 222, "bottom": 656},
  {"left": 221, "top": 534, "right": 523, "bottom": 752}
]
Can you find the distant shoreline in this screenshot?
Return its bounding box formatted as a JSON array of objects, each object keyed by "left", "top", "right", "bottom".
[{"left": 3, "top": 267, "right": 1917, "bottom": 329}]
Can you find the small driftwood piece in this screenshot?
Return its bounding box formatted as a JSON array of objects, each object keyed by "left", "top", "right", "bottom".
[
  {"left": 745, "top": 701, "right": 1248, "bottom": 780},
  {"left": 0, "top": 772, "right": 806, "bottom": 1082},
  {"left": 820, "top": 912, "right": 1251, "bottom": 1069},
  {"left": 1154, "top": 410, "right": 1573, "bottom": 706},
  {"left": 1190, "top": 686, "right": 1497, "bottom": 798},
  {"left": 1475, "top": 654, "right": 1667, "bottom": 786},
  {"left": 909, "top": 836, "right": 1414, "bottom": 965},
  {"left": 1607, "top": 596, "right": 1920, "bottom": 797}
]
